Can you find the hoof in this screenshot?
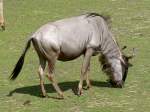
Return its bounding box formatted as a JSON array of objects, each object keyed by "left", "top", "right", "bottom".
[
  {"left": 83, "top": 85, "right": 91, "bottom": 90},
  {"left": 1, "top": 25, "right": 5, "bottom": 30},
  {"left": 77, "top": 89, "right": 83, "bottom": 96},
  {"left": 58, "top": 93, "right": 64, "bottom": 99},
  {"left": 40, "top": 94, "right": 48, "bottom": 98}
]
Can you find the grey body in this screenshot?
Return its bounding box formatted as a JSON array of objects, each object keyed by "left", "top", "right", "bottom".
[
  {"left": 33, "top": 15, "right": 102, "bottom": 60},
  {"left": 10, "top": 13, "right": 129, "bottom": 98}
]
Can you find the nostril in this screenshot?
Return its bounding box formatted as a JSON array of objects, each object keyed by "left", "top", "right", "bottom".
[
  {"left": 109, "top": 80, "right": 124, "bottom": 88},
  {"left": 116, "top": 81, "right": 124, "bottom": 88}
]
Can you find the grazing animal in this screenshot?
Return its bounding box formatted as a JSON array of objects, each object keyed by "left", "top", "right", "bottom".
[
  {"left": 0, "top": 0, "right": 5, "bottom": 30},
  {"left": 10, "top": 13, "right": 133, "bottom": 98}
]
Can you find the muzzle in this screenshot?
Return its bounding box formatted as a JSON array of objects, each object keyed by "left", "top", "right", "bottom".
[{"left": 109, "top": 80, "right": 124, "bottom": 88}]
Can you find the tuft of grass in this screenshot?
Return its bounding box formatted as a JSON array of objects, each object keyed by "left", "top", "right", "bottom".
[{"left": 0, "top": 0, "right": 150, "bottom": 112}]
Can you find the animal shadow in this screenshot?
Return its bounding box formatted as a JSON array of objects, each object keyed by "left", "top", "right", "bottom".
[{"left": 7, "top": 80, "right": 111, "bottom": 97}]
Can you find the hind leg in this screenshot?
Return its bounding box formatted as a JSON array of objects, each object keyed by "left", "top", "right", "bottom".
[
  {"left": 46, "top": 57, "right": 64, "bottom": 98},
  {"left": 38, "top": 57, "right": 46, "bottom": 97}
]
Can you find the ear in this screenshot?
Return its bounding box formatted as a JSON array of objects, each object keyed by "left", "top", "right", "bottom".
[{"left": 127, "top": 48, "right": 136, "bottom": 59}]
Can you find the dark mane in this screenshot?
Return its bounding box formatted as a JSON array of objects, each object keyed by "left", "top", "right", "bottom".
[{"left": 86, "top": 12, "right": 111, "bottom": 25}]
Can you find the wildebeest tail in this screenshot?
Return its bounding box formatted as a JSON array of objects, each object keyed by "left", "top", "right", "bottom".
[{"left": 9, "top": 38, "right": 33, "bottom": 80}]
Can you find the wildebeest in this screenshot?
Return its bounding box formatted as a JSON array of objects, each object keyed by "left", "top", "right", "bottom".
[{"left": 10, "top": 13, "right": 133, "bottom": 98}]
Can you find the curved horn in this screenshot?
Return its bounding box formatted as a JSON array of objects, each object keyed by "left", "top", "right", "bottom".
[{"left": 121, "top": 46, "right": 127, "bottom": 50}]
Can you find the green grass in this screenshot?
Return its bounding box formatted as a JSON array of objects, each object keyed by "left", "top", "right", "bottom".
[{"left": 0, "top": 0, "right": 150, "bottom": 112}]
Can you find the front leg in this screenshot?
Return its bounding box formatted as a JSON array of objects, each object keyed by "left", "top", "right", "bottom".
[
  {"left": 84, "top": 65, "right": 91, "bottom": 89},
  {"left": 78, "top": 48, "right": 94, "bottom": 96}
]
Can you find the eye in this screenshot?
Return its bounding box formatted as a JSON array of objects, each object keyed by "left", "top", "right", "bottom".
[{"left": 102, "top": 64, "right": 110, "bottom": 70}]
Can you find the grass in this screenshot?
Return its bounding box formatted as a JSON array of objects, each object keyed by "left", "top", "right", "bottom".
[{"left": 0, "top": 0, "right": 150, "bottom": 112}]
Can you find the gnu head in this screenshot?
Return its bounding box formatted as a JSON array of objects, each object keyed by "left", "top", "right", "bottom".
[{"left": 99, "top": 47, "right": 134, "bottom": 88}]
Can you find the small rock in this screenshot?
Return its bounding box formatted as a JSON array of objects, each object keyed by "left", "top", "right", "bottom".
[{"left": 23, "top": 100, "right": 31, "bottom": 106}]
